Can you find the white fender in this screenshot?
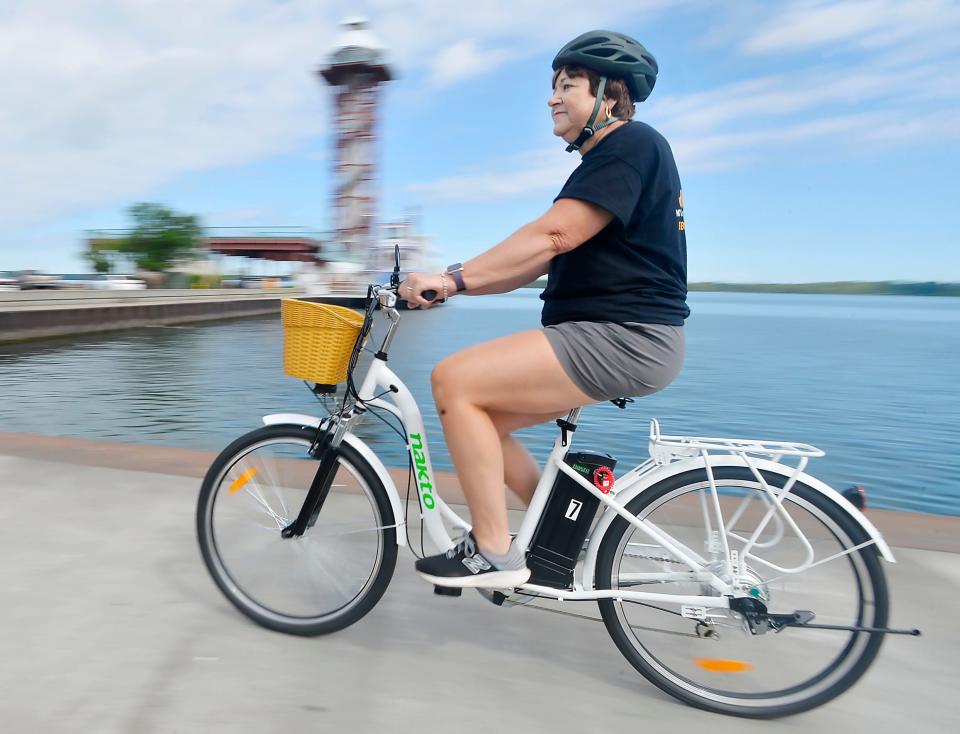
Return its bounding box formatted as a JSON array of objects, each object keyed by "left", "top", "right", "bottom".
[
  {"left": 262, "top": 413, "right": 407, "bottom": 546},
  {"left": 581, "top": 455, "right": 894, "bottom": 590}
]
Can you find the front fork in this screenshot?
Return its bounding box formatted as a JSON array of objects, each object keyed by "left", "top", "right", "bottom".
[{"left": 280, "top": 410, "right": 358, "bottom": 538}]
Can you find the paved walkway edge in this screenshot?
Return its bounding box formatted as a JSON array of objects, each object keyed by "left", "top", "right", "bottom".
[{"left": 2, "top": 430, "right": 957, "bottom": 553}]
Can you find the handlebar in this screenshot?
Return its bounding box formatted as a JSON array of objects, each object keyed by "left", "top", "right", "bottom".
[
  {"left": 377, "top": 284, "right": 441, "bottom": 303},
  {"left": 334, "top": 281, "right": 441, "bottom": 400}
]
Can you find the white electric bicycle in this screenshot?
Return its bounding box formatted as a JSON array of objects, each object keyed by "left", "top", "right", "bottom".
[{"left": 196, "top": 266, "right": 919, "bottom": 718}]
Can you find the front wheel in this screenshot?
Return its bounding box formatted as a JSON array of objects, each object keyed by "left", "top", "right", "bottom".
[
  {"left": 196, "top": 425, "right": 398, "bottom": 635},
  {"left": 595, "top": 466, "right": 888, "bottom": 718}
]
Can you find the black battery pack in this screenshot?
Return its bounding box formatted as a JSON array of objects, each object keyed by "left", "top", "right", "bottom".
[{"left": 527, "top": 450, "right": 616, "bottom": 589}]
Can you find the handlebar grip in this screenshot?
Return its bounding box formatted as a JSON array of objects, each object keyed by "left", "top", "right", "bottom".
[{"left": 421, "top": 289, "right": 438, "bottom": 301}]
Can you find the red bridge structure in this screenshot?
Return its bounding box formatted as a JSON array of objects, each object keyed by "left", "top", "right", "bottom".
[
  {"left": 86, "top": 226, "right": 328, "bottom": 267},
  {"left": 205, "top": 233, "right": 322, "bottom": 263}
]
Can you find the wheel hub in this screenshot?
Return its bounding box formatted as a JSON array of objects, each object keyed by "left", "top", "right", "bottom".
[{"left": 701, "top": 560, "right": 770, "bottom": 603}]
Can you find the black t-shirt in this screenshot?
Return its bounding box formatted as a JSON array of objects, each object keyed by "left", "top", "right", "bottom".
[{"left": 540, "top": 120, "right": 689, "bottom": 327}]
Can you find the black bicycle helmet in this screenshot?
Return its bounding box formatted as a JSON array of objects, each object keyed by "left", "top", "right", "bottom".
[{"left": 552, "top": 30, "right": 658, "bottom": 103}]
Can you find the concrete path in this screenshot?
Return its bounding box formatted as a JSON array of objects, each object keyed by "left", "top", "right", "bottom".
[{"left": 1, "top": 452, "right": 957, "bottom": 733}]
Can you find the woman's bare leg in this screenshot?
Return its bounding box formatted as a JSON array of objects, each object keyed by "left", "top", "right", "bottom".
[
  {"left": 488, "top": 409, "right": 566, "bottom": 506},
  {"left": 500, "top": 434, "right": 540, "bottom": 506},
  {"left": 431, "top": 330, "right": 594, "bottom": 554}
]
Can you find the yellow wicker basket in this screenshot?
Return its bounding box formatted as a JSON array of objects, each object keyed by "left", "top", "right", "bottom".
[{"left": 281, "top": 299, "right": 365, "bottom": 385}]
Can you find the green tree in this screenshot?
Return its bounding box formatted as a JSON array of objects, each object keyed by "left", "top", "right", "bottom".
[
  {"left": 121, "top": 202, "right": 203, "bottom": 272},
  {"left": 83, "top": 248, "right": 114, "bottom": 273}
]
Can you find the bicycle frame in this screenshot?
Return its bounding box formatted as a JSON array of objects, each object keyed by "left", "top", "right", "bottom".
[
  {"left": 350, "top": 356, "right": 745, "bottom": 608},
  {"left": 268, "top": 290, "right": 894, "bottom": 610}
]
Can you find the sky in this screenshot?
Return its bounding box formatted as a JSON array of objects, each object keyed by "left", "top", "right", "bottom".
[{"left": 1, "top": 0, "right": 958, "bottom": 282}]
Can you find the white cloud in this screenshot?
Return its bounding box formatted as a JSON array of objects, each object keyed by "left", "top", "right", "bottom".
[
  {"left": 398, "top": 0, "right": 958, "bottom": 202},
  {"left": 0, "top": 1, "right": 333, "bottom": 229},
  {"left": 742, "top": 0, "right": 960, "bottom": 57},
  {"left": 406, "top": 148, "right": 579, "bottom": 203},
  {"left": 669, "top": 108, "right": 960, "bottom": 173},
  {"left": 204, "top": 206, "right": 281, "bottom": 226},
  {"left": 406, "top": 57, "right": 960, "bottom": 199},
  {"left": 640, "top": 29, "right": 960, "bottom": 172},
  {"left": 2, "top": 0, "right": 955, "bottom": 246},
  {"left": 743, "top": 0, "right": 890, "bottom": 53},
  {"left": 647, "top": 63, "right": 957, "bottom": 136},
  {"left": 0, "top": 0, "right": 690, "bottom": 234},
  {"left": 640, "top": 57, "right": 960, "bottom": 173},
  {"left": 367, "top": 0, "right": 690, "bottom": 68},
  {"left": 428, "top": 40, "right": 514, "bottom": 87}
]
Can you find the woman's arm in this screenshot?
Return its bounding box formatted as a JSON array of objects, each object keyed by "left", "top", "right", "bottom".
[
  {"left": 458, "top": 260, "right": 548, "bottom": 296},
  {"left": 399, "top": 197, "right": 613, "bottom": 307},
  {"left": 460, "top": 198, "right": 613, "bottom": 296}
]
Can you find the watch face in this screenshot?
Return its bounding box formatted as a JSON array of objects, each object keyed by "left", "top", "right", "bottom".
[{"left": 446, "top": 262, "right": 463, "bottom": 272}]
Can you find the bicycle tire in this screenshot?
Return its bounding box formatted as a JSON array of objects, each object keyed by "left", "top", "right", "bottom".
[
  {"left": 595, "top": 466, "right": 888, "bottom": 717},
  {"left": 197, "top": 424, "right": 398, "bottom": 636}
]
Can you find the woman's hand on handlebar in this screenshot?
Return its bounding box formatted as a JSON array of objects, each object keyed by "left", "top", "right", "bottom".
[{"left": 398, "top": 273, "right": 446, "bottom": 309}]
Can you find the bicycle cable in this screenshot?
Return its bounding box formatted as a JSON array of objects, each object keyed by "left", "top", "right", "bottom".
[
  {"left": 323, "top": 290, "right": 429, "bottom": 559},
  {"left": 304, "top": 288, "right": 429, "bottom": 559},
  {"left": 363, "top": 402, "right": 425, "bottom": 559},
  {"left": 343, "top": 294, "right": 379, "bottom": 405}
]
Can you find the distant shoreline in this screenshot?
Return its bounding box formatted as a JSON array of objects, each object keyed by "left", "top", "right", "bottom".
[
  {"left": 524, "top": 280, "right": 960, "bottom": 297},
  {"left": 689, "top": 281, "right": 960, "bottom": 297}
]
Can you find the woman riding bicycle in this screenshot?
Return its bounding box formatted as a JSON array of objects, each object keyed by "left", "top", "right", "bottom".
[{"left": 400, "top": 30, "right": 689, "bottom": 589}]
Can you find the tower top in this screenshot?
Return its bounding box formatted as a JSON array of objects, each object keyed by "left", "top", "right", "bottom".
[{"left": 320, "top": 17, "right": 392, "bottom": 86}]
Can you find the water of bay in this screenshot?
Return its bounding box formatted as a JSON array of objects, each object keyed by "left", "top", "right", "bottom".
[{"left": 1, "top": 291, "right": 957, "bottom": 515}]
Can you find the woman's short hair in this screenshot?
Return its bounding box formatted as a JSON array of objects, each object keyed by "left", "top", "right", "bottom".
[{"left": 552, "top": 65, "right": 636, "bottom": 120}]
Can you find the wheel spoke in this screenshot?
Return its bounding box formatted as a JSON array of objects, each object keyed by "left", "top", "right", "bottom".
[
  {"left": 197, "top": 427, "right": 398, "bottom": 636},
  {"left": 595, "top": 467, "right": 887, "bottom": 716},
  {"left": 239, "top": 477, "right": 288, "bottom": 528}
]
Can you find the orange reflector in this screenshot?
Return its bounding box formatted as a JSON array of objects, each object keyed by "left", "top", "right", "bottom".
[
  {"left": 695, "top": 658, "right": 753, "bottom": 673},
  {"left": 229, "top": 468, "right": 258, "bottom": 495}
]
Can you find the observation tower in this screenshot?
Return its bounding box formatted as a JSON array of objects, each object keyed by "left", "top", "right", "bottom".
[{"left": 319, "top": 18, "right": 393, "bottom": 265}]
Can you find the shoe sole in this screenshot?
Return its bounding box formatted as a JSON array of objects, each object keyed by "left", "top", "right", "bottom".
[{"left": 418, "top": 567, "right": 531, "bottom": 589}]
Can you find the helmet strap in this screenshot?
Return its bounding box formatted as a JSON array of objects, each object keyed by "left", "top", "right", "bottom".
[{"left": 565, "top": 76, "right": 619, "bottom": 153}]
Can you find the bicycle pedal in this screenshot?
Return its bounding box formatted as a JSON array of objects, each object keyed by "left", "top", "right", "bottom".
[
  {"left": 476, "top": 588, "right": 509, "bottom": 606},
  {"left": 433, "top": 585, "right": 463, "bottom": 597}
]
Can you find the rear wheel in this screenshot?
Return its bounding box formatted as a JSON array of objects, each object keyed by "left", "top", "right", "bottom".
[
  {"left": 197, "top": 425, "right": 398, "bottom": 635},
  {"left": 596, "top": 466, "right": 888, "bottom": 717}
]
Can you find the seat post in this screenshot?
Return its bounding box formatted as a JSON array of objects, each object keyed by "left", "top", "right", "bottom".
[{"left": 555, "top": 407, "right": 582, "bottom": 448}]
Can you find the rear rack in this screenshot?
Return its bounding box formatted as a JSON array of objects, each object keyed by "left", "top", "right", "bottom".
[
  {"left": 648, "top": 418, "right": 824, "bottom": 466},
  {"left": 644, "top": 418, "right": 830, "bottom": 575}
]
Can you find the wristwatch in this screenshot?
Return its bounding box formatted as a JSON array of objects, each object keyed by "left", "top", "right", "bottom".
[{"left": 445, "top": 263, "right": 466, "bottom": 293}]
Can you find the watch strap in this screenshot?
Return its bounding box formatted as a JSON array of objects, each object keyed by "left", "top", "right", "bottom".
[{"left": 445, "top": 263, "right": 466, "bottom": 292}]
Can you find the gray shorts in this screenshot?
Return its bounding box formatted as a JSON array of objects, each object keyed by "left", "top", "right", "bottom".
[{"left": 544, "top": 321, "right": 685, "bottom": 401}]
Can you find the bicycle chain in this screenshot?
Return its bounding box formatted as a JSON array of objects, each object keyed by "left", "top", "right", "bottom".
[
  {"left": 513, "top": 596, "right": 699, "bottom": 638},
  {"left": 622, "top": 551, "right": 687, "bottom": 565}
]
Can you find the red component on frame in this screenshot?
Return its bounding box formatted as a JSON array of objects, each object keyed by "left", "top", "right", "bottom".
[{"left": 593, "top": 466, "right": 615, "bottom": 494}]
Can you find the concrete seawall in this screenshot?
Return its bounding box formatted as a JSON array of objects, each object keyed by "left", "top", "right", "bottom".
[{"left": 0, "top": 289, "right": 305, "bottom": 343}]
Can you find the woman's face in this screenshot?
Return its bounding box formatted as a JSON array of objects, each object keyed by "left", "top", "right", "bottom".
[{"left": 549, "top": 71, "right": 600, "bottom": 142}]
